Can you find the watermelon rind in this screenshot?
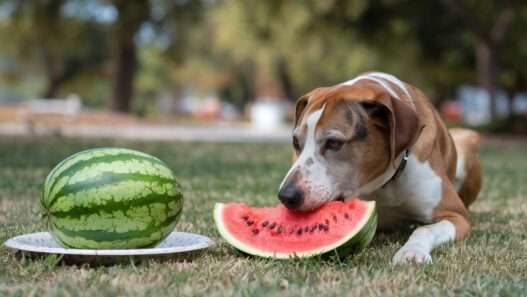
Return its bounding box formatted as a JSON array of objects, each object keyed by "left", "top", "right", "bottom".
[
  {"left": 41, "top": 147, "right": 184, "bottom": 249},
  {"left": 213, "top": 200, "right": 377, "bottom": 259}
]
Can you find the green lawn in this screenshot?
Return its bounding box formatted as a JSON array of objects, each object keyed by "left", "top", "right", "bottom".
[{"left": 1, "top": 136, "right": 526, "bottom": 297}]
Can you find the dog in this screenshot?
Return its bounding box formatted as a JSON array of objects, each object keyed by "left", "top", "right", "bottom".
[{"left": 278, "top": 72, "right": 481, "bottom": 264}]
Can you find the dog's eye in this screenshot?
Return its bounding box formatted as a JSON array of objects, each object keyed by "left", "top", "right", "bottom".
[
  {"left": 293, "top": 136, "right": 301, "bottom": 151},
  {"left": 324, "top": 138, "right": 344, "bottom": 151}
]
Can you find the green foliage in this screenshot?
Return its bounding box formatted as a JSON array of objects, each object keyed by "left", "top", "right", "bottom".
[
  {"left": 0, "top": 0, "right": 110, "bottom": 98},
  {"left": 0, "top": 0, "right": 526, "bottom": 119}
]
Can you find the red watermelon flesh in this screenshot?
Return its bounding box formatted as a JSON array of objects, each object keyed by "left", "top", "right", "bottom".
[{"left": 214, "top": 198, "right": 377, "bottom": 259}]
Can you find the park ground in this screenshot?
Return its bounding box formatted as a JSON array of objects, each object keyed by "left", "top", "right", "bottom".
[{"left": 0, "top": 136, "right": 526, "bottom": 297}]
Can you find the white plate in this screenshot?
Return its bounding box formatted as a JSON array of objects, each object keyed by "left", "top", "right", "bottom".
[{"left": 4, "top": 231, "right": 214, "bottom": 256}]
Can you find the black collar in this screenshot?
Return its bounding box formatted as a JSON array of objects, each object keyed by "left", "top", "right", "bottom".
[{"left": 381, "top": 150, "right": 409, "bottom": 188}]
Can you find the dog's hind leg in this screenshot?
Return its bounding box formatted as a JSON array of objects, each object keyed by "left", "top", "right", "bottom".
[{"left": 450, "top": 128, "right": 482, "bottom": 208}]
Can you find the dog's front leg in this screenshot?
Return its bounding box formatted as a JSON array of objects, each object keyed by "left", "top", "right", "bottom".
[
  {"left": 392, "top": 220, "right": 455, "bottom": 264},
  {"left": 392, "top": 184, "right": 471, "bottom": 264}
]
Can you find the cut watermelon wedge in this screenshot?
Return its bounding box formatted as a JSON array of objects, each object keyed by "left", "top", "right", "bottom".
[{"left": 214, "top": 198, "right": 377, "bottom": 259}]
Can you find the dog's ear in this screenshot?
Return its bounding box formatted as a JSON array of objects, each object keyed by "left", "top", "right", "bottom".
[
  {"left": 361, "top": 95, "right": 423, "bottom": 167},
  {"left": 294, "top": 95, "right": 309, "bottom": 128}
]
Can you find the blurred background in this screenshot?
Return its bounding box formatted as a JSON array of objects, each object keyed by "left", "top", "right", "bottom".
[{"left": 0, "top": 0, "right": 526, "bottom": 141}]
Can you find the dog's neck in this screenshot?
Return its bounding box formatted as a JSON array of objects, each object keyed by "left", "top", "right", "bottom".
[
  {"left": 381, "top": 149, "right": 410, "bottom": 188},
  {"left": 357, "top": 151, "right": 406, "bottom": 196}
]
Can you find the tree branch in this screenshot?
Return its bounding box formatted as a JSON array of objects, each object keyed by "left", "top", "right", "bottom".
[{"left": 490, "top": 8, "right": 515, "bottom": 43}]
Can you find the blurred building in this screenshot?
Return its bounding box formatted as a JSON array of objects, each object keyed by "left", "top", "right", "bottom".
[{"left": 456, "top": 85, "right": 527, "bottom": 126}]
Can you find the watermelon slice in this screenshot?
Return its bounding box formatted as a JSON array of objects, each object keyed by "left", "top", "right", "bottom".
[{"left": 214, "top": 198, "right": 377, "bottom": 259}]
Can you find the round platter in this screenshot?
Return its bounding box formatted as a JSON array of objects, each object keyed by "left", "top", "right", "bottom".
[{"left": 4, "top": 231, "right": 213, "bottom": 257}]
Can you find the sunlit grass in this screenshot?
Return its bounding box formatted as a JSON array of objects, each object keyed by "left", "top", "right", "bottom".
[{"left": 1, "top": 136, "right": 526, "bottom": 297}]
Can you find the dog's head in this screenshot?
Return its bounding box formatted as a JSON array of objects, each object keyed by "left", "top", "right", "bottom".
[{"left": 278, "top": 79, "right": 423, "bottom": 211}]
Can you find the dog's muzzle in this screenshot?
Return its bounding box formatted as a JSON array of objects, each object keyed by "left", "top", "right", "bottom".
[{"left": 278, "top": 182, "right": 304, "bottom": 210}]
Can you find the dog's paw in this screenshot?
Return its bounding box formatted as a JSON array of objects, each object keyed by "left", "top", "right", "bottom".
[{"left": 392, "top": 244, "right": 432, "bottom": 265}]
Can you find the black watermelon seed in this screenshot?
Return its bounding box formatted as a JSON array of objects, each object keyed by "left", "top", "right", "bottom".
[
  {"left": 332, "top": 215, "right": 338, "bottom": 222},
  {"left": 269, "top": 222, "right": 277, "bottom": 230},
  {"left": 310, "top": 225, "right": 317, "bottom": 233},
  {"left": 277, "top": 226, "right": 283, "bottom": 233},
  {"left": 318, "top": 224, "right": 324, "bottom": 231},
  {"left": 261, "top": 221, "right": 269, "bottom": 227},
  {"left": 242, "top": 215, "right": 249, "bottom": 221},
  {"left": 246, "top": 220, "right": 254, "bottom": 226},
  {"left": 297, "top": 228, "right": 303, "bottom": 235},
  {"left": 325, "top": 219, "right": 330, "bottom": 225},
  {"left": 303, "top": 226, "right": 309, "bottom": 233},
  {"left": 252, "top": 229, "right": 259, "bottom": 235},
  {"left": 344, "top": 213, "right": 350, "bottom": 220}
]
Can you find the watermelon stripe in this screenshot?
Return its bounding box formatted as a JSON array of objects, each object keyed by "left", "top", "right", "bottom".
[
  {"left": 53, "top": 211, "right": 180, "bottom": 243},
  {"left": 43, "top": 148, "right": 127, "bottom": 198},
  {"left": 46, "top": 160, "right": 175, "bottom": 207},
  {"left": 50, "top": 191, "right": 182, "bottom": 218},
  {"left": 48, "top": 172, "right": 175, "bottom": 208},
  {"left": 45, "top": 152, "right": 167, "bottom": 200}
]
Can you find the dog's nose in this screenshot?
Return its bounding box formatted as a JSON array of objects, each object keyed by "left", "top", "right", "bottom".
[{"left": 278, "top": 182, "right": 303, "bottom": 210}]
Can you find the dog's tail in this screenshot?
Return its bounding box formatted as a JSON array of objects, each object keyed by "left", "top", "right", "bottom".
[{"left": 449, "top": 128, "right": 482, "bottom": 208}]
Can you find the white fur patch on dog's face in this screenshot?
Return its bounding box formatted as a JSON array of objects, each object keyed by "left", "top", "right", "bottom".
[{"left": 279, "top": 105, "right": 336, "bottom": 210}]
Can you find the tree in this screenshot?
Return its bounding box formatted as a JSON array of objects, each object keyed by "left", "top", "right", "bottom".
[
  {"left": 208, "top": 0, "right": 400, "bottom": 103},
  {"left": 0, "top": 0, "right": 109, "bottom": 99},
  {"left": 441, "top": 0, "right": 520, "bottom": 120},
  {"left": 108, "top": 0, "right": 150, "bottom": 112},
  {"left": 107, "top": 0, "right": 206, "bottom": 113}
]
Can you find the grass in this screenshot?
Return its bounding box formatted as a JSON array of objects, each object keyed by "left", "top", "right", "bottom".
[{"left": 1, "top": 136, "right": 526, "bottom": 297}]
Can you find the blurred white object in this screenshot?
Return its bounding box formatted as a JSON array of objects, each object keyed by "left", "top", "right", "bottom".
[
  {"left": 27, "top": 94, "right": 82, "bottom": 116},
  {"left": 458, "top": 86, "right": 490, "bottom": 126},
  {"left": 16, "top": 94, "right": 82, "bottom": 135},
  {"left": 250, "top": 98, "right": 288, "bottom": 131},
  {"left": 512, "top": 93, "right": 527, "bottom": 115},
  {"left": 458, "top": 86, "right": 509, "bottom": 125}
]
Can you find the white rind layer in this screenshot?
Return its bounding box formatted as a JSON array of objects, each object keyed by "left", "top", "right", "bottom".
[{"left": 213, "top": 201, "right": 376, "bottom": 259}]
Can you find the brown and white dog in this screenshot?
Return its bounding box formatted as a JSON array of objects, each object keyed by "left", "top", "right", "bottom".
[{"left": 278, "top": 72, "right": 481, "bottom": 264}]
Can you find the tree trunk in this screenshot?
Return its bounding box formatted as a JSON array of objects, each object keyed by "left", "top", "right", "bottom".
[
  {"left": 277, "top": 57, "right": 295, "bottom": 100},
  {"left": 109, "top": 0, "right": 149, "bottom": 113},
  {"left": 509, "top": 97, "right": 515, "bottom": 116},
  {"left": 475, "top": 40, "right": 499, "bottom": 121},
  {"left": 253, "top": 70, "right": 284, "bottom": 100},
  {"left": 43, "top": 77, "right": 62, "bottom": 99},
  {"left": 41, "top": 49, "right": 62, "bottom": 99},
  {"left": 110, "top": 37, "right": 137, "bottom": 112}
]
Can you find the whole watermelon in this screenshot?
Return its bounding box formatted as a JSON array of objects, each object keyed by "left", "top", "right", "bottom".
[{"left": 41, "top": 148, "right": 184, "bottom": 249}]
